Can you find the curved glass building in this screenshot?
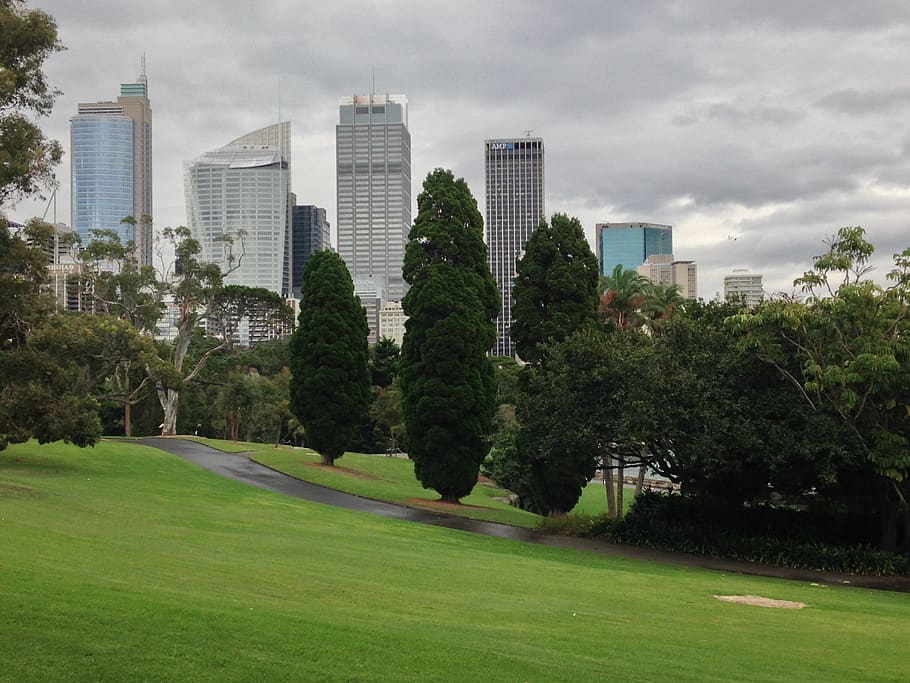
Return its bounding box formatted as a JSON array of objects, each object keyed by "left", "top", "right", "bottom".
[
  {"left": 184, "top": 123, "right": 291, "bottom": 297},
  {"left": 596, "top": 222, "right": 673, "bottom": 276}
]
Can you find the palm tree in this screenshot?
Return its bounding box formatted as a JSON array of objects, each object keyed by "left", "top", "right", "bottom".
[
  {"left": 641, "top": 282, "right": 685, "bottom": 335},
  {"left": 599, "top": 265, "right": 650, "bottom": 330}
]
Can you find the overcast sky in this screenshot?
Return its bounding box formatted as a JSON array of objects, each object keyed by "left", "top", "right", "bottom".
[{"left": 13, "top": 0, "right": 910, "bottom": 299}]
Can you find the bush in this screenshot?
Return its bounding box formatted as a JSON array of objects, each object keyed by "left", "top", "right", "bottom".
[{"left": 577, "top": 490, "right": 910, "bottom": 576}]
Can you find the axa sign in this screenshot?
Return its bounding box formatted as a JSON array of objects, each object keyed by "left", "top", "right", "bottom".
[{"left": 490, "top": 142, "right": 514, "bottom": 151}]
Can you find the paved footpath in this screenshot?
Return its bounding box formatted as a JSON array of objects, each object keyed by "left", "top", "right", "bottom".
[{"left": 137, "top": 437, "right": 910, "bottom": 593}]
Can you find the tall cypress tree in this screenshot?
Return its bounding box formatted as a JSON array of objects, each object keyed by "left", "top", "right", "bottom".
[
  {"left": 510, "top": 213, "right": 599, "bottom": 364},
  {"left": 289, "top": 251, "right": 370, "bottom": 465},
  {"left": 400, "top": 169, "right": 499, "bottom": 503}
]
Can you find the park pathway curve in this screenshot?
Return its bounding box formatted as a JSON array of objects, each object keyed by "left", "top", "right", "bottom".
[{"left": 137, "top": 437, "right": 910, "bottom": 593}]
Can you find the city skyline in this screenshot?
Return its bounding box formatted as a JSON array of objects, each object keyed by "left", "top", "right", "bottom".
[{"left": 12, "top": 1, "right": 910, "bottom": 300}]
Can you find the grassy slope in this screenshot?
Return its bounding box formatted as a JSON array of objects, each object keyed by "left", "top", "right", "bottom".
[
  {"left": 1, "top": 440, "right": 908, "bottom": 682},
  {"left": 192, "top": 438, "right": 542, "bottom": 528}
]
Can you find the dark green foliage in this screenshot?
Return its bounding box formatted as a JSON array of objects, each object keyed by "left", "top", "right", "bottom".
[
  {"left": 0, "top": 0, "right": 63, "bottom": 206},
  {"left": 511, "top": 213, "right": 599, "bottom": 363},
  {"left": 370, "top": 337, "right": 400, "bottom": 388},
  {"left": 400, "top": 169, "right": 499, "bottom": 502},
  {"left": 209, "top": 285, "right": 294, "bottom": 349},
  {"left": 289, "top": 251, "right": 370, "bottom": 464},
  {"left": 515, "top": 328, "right": 606, "bottom": 515},
  {"left": 596, "top": 491, "right": 910, "bottom": 576}
]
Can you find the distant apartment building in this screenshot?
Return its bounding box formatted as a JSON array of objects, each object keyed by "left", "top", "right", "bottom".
[
  {"left": 596, "top": 222, "right": 672, "bottom": 276},
  {"left": 724, "top": 270, "right": 764, "bottom": 308},
  {"left": 291, "top": 205, "right": 331, "bottom": 299},
  {"left": 378, "top": 300, "right": 406, "bottom": 347},
  {"left": 71, "top": 65, "right": 153, "bottom": 264},
  {"left": 636, "top": 254, "right": 698, "bottom": 299},
  {"left": 485, "top": 137, "right": 545, "bottom": 357}
]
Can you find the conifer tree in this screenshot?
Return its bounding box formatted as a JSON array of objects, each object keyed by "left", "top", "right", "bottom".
[
  {"left": 511, "top": 213, "right": 599, "bottom": 363},
  {"left": 289, "top": 251, "right": 370, "bottom": 465},
  {"left": 400, "top": 169, "right": 499, "bottom": 502}
]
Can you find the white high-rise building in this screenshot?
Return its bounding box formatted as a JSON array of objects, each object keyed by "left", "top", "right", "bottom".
[
  {"left": 637, "top": 254, "right": 698, "bottom": 299},
  {"left": 485, "top": 137, "right": 545, "bottom": 357},
  {"left": 336, "top": 94, "right": 411, "bottom": 311},
  {"left": 724, "top": 270, "right": 764, "bottom": 308},
  {"left": 184, "top": 122, "right": 291, "bottom": 297}
]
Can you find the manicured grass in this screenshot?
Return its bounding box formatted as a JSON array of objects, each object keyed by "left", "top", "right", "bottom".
[
  {"left": 570, "top": 481, "right": 636, "bottom": 516},
  {"left": 247, "top": 443, "right": 542, "bottom": 528},
  {"left": 1, "top": 440, "right": 909, "bottom": 682}
]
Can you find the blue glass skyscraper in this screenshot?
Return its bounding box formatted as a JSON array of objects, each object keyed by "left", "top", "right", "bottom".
[
  {"left": 596, "top": 222, "right": 672, "bottom": 276},
  {"left": 70, "top": 66, "right": 153, "bottom": 263}
]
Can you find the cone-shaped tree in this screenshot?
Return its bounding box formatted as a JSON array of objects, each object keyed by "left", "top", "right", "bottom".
[
  {"left": 400, "top": 169, "right": 499, "bottom": 503},
  {"left": 511, "top": 213, "right": 600, "bottom": 364},
  {"left": 289, "top": 251, "right": 370, "bottom": 465}
]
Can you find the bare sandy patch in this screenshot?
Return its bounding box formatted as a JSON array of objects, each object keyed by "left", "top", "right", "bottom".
[{"left": 714, "top": 595, "right": 806, "bottom": 609}]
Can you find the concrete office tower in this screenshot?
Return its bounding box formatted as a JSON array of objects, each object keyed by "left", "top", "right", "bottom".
[
  {"left": 596, "top": 222, "right": 672, "bottom": 276},
  {"left": 485, "top": 137, "right": 545, "bottom": 358},
  {"left": 336, "top": 94, "right": 411, "bottom": 310},
  {"left": 724, "top": 270, "right": 764, "bottom": 308},
  {"left": 71, "top": 64, "right": 153, "bottom": 264},
  {"left": 291, "top": 205, "right": 331, "bottom": 299},
  {"left": 184, "top": 122, "right": 291, "bottom": 297},
  {"left": 636, "top": 254, "right": 698, "bottom": 299}
]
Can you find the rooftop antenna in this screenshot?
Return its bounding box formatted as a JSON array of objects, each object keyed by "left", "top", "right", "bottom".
[
  {"left": 524, "top": 129, "right": 533, "bottom": 137},
  {"left": 139, "top": 53, "right": 147, "bottom": 88},
  {"left": 371, "top": 65, "right": 375, "bottom": 97}
]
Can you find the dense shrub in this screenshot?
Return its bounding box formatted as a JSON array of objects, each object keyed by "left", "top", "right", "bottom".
[{"left": 550, "top": 490, "right": 910, "bottom": 576}]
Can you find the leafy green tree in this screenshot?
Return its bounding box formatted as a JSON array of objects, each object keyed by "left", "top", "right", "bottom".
[
  {"left": 732, "top": 227, "right": 910, "bottom": 551},
  {"left": 209, "top": 284, "right": 294, "bottom": 348},
  {"left": 400, "top": 168, "right": 499, "bottom": 503},
  {"left": 289, "top": 250, "right": 370, "bottom": 465},
  {"left": 370, "top": 380, "right": 405, "bottom": 453},
  {"left": 369, "top": 337, "right": 400, "bottom": 388},
  {"left": 511, "top": 213, "right": 599, "bottom": 363},
  {"left": 0, "top": 0, "right": 62, "bottom": 207}
]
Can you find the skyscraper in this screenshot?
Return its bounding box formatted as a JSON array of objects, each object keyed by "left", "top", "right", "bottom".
[
  {"left": 485, "top": 137, "right": 545, "bottom": 358},
  {"left": 596, "top": 222, "right": 672, "bottom": 276},
  {"left": 291, "top": 204, "right": 331, "bottom": 299},
  {"left": 71, "top": 65, "right": 153, "bottom": 264},
  {"left": 336, "top": 94, "right": 411, "bottom": 307},
  {"left": 724, "top": 270, "right": 764, "bottom": 307},
  {"left": 184, "top": 122, "right": 291, "bottom": 297}
]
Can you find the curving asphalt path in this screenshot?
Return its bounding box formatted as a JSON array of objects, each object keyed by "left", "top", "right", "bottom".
[{"left": 137, "top": 437, "right": 910, "bottom": 592}]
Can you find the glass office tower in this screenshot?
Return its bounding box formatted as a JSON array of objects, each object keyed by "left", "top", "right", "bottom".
[
  {"left": 336, "top": 94, "right": 411, "bottom": 303},
  {"left": 291, "top": 205, "right": 331, "bottom": 299},
  {"left": 596, "top": 222, "right": 673, "bottom": 276},
  {"left": 485, "top": 137, "right": 545, "bottom": 358},
  {"left": 71, "top": 67, "right": 153, "bottom": 264}
]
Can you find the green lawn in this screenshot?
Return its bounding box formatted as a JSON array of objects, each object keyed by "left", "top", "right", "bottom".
[
  {"left": 1, "top": 440, "right": 909, "bottom": 681},
  {"left": 190, "top": 438, "right": 542, "bottom": 527},
  {"left": 192, "top": 437, "right": 617, "bottom": 524}
]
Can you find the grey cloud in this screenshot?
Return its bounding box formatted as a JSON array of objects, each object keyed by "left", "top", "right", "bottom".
[{"left": 816, "top": 87, "right": 910, "bottom": 116}]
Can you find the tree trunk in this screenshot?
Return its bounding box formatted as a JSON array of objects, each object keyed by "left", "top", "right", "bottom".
[
  {"left": 124, "top": 401, "right": 132, "bottom": 438},
  {"left": 158, "top": 388, "right": 179, "bottom": 436},
  {"left": 320, "top": 453, "right": 335, "bottom": 466},
  {"left": 635, "top": 463, "right": 647, "bottom": 498},
  {"left": 441, "top": 493, "right": 461, "bottom": 505},
  {"left": 603, "top": 452, "right": 616, "bottom": 518},
  {"left": 616, "top": 457, "right": 625, "bottom": 518}
]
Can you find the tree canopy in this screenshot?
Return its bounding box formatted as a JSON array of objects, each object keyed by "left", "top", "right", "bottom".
[
  {"left": 510, "top": 213, "right": 599, "bottom": 364},
  {"left": 289, "top": 250, "right": 370, "bottom": 465},
  {"left": 400, "top": 168, "right": 499, "bottom": 502}
]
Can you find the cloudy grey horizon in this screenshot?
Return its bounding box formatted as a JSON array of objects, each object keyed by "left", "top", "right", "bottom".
[{"left": 11, "top": 0, "right": 910, "bottom": 300}]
